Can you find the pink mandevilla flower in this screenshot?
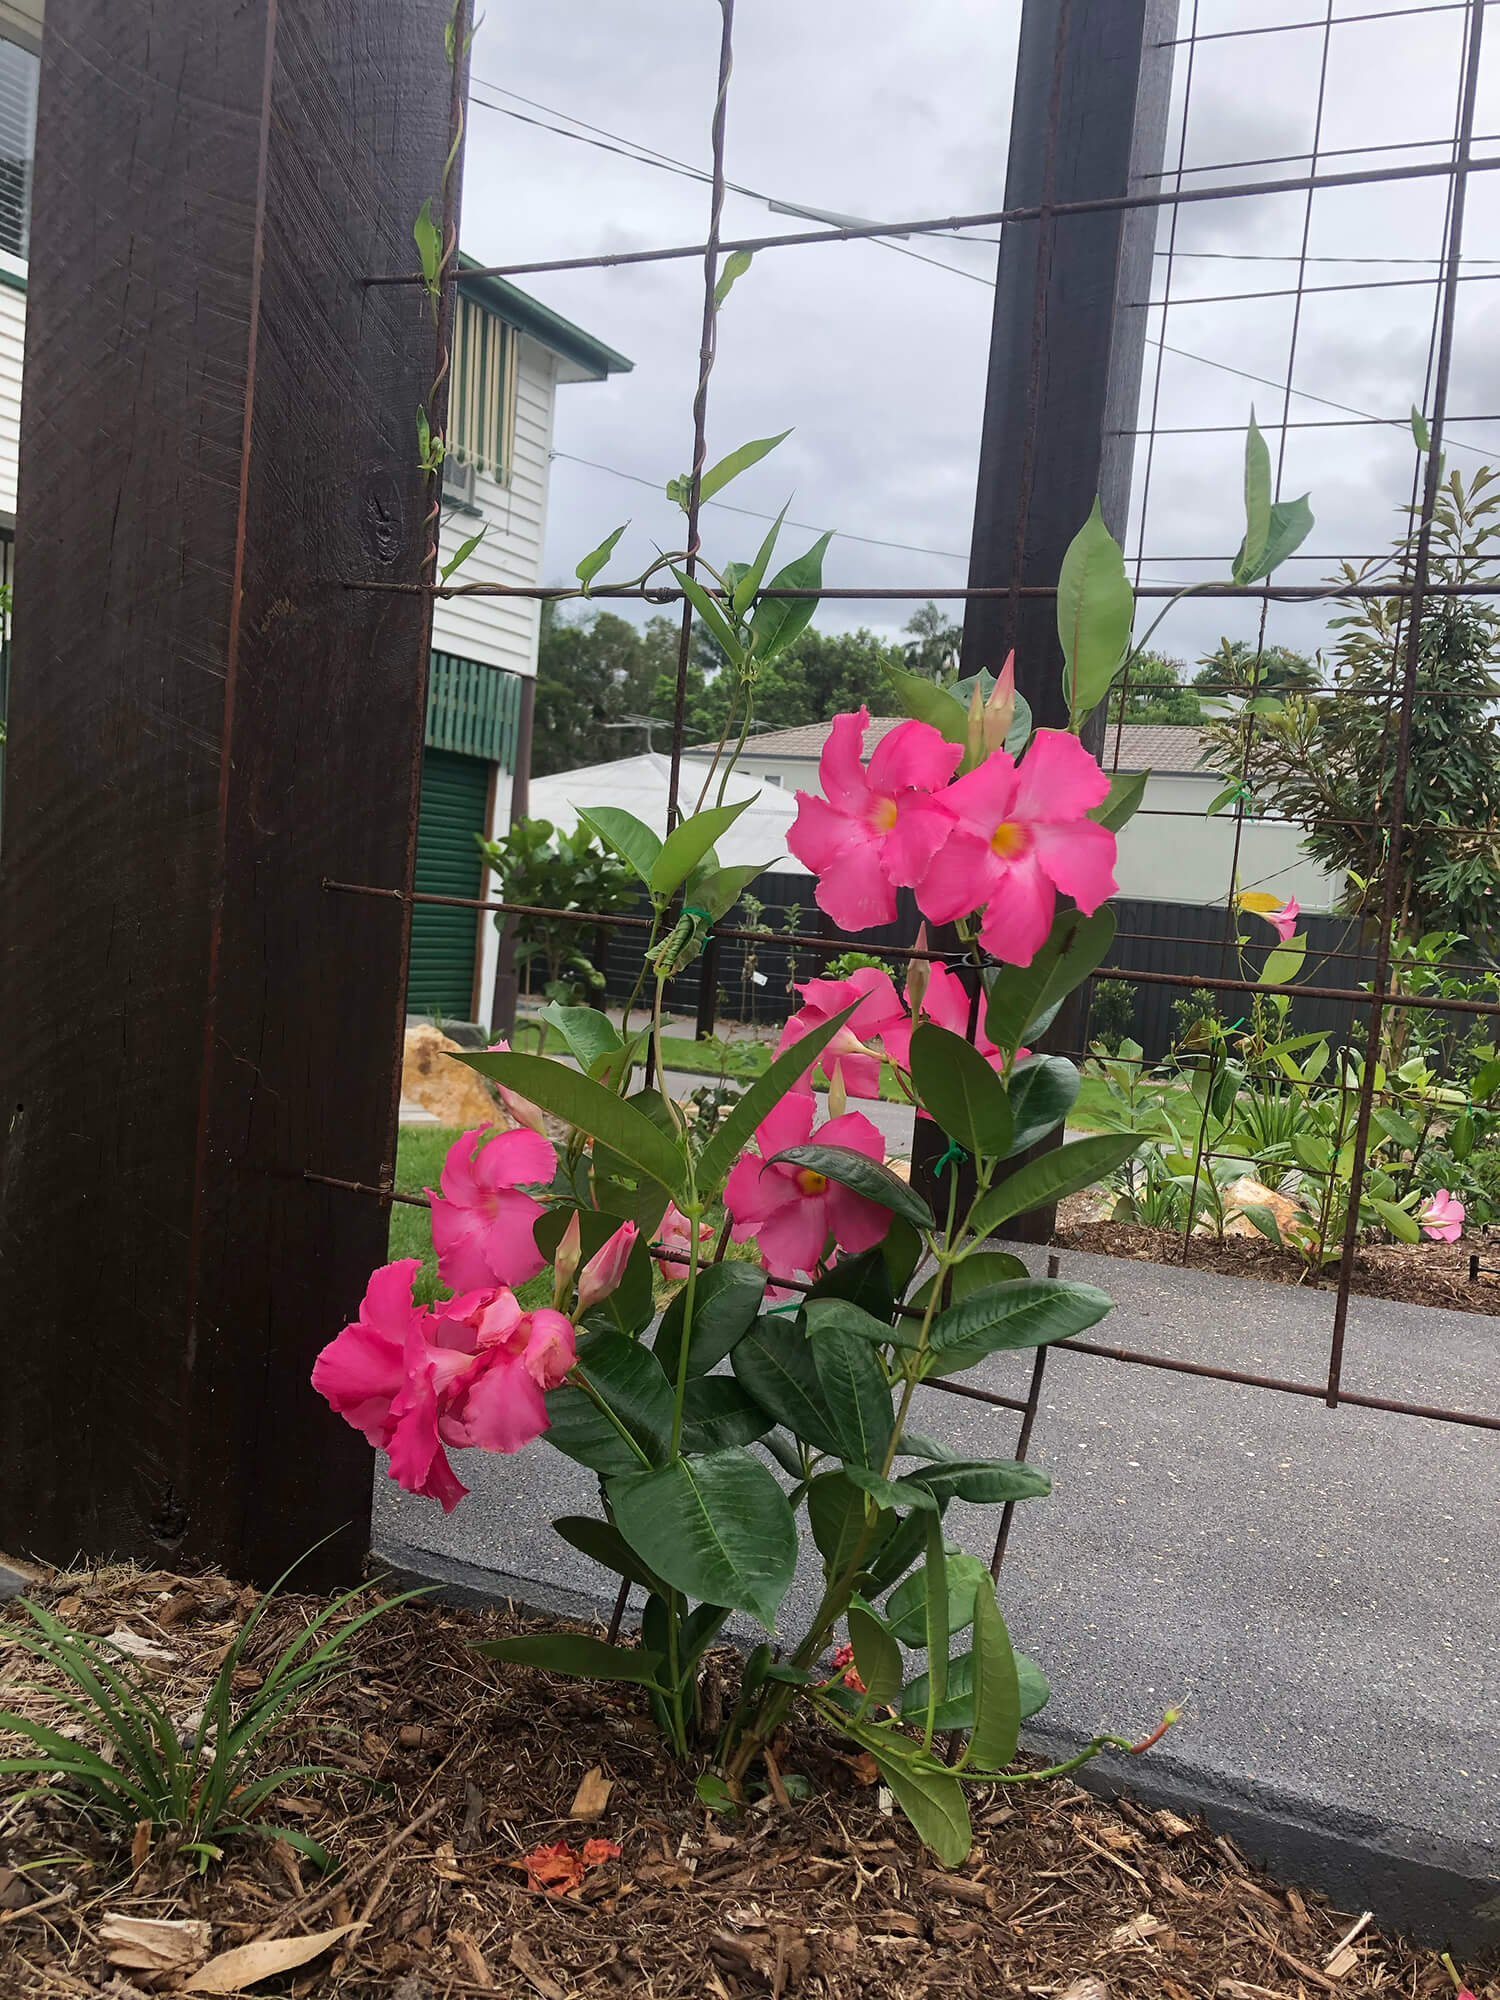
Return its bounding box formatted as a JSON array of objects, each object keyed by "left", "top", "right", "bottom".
[
  {"left": 723, "top": 1088, "right": 890, "bottom": 1283},
  {"left": 788, "top": 706, "right": 961, "bottom": 930},
  {"left": 655, "top": 1202, "right": 715, "bottom": 1282},
  {"left": 879, "top": 960, "right": 1023, "bottom": 1080},
  {"left": 427, "top": 1124, "right": 556, "bottom": 1292},
  {"left": 311, "top": 1261, "right": 576, "bottom": 1512},
  {"left": 776, "top": 966, "right": 905, "bottom": 1099},
  {"left": 576, "top": 1219, "right": 640, "bottom": 1312},
  {"left": 485, "top": 1038, "right": 548, "bottom": 1135},
  {"left": 1419, "top": 1188, "right": 1465, "bottom": 1242},
  {"left": 915, "top": 728, "right": 1117, "bottom": 966},
  {"left": 1259, "top": 896, "right": 1300, "bottom": 943}
]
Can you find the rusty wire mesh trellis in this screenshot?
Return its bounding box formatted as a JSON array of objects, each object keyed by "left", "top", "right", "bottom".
[{"left": 317, "top": 0, "right": 1500, "bottom": 1508}]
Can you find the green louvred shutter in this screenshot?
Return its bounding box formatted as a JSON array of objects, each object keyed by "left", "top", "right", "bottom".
[{"left": 407, "top": 747, "right": 492, "bottom": 1022}]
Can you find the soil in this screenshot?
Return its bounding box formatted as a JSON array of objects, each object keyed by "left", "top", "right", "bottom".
[
  {"left": 3, "top": 1565, "right": 1496, "bottom": 1999},
  {"left": 1054, "top": 1196, "right": 1500, "bottom": 1316}
]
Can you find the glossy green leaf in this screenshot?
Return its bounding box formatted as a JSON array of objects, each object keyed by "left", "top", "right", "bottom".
[
  {"left": 926, "top": 1276, "right": 1112, "bottom": 1374},
  {"left": 1236, "top": 1200, "right": 1285, "bottom": 1249},
  {"left": 969, "top": 1133, "right": 1142, "bottom": 1238},
  {"left": 441, "top": 524, "right": 488, "bottom": 585},
  {"left": 1411, "top": 405, "right": 1431, "bottom": 451},
  {"left": 545, "top": 1332, "right": 674, "bottom": 1475},
  {"left": 863, "top": 1507, "right": 933, "bottom": 1595},
  {"left": 1090, "top": 768, "right": 1149, "bottom": 834},
  {"left": 805, "top": 1296, "right": 920, "bottom": 1351},
  {"left": 1372, "top": 1107, "right": 1422, "bottom": 1152},
  {"left": 713, "top": 248, "right": 754, "bottom": 308},
  {"left": 810, "top": 1321, "right": 894, "bottom": 1469},
  {"left": 899, "top": 1456, "right": 1051, "bottom": 1506},
  {"left": 847, "top": 1604, "right": 904, "bottom": 1706},
  {"left": 807, "top": 1247, "right": 895, "bottom": 1321},
  {"left": 1242, "top": 493, "right": 1314, "bottom": 583},
  {"left": 472, "top": 1632, "right": 664, "bottom": 1686},
  {"left": 608, "top": 1449, "right": 798, "bottom": 1628},
  {"left": 654, "top": 1261, "right": 766, "bottom": 1379},
  {"left": 1005, "top": 1056, "right": 1081, "bottom": 1156},
  {"left": 895, "top": 1431, "right": 962, "bottom": 1463},
  {"left": 985, "top": 908, "right": 1117, "bottom": 1057},
  {"left": 697, "top": 1001, "right": 861, "bottom": 1196},
  {"left": 1259, "top": 934, "right": 1307, "bottom": 988},
  {"left": 882, "top": 663, "right": 969, "bottom": 748},
  {"left": 749, "top": 532, "right": 834, "bottom": 666},
  {"left": 767, "top": 1143, "right": 935, "bottom": 1233},
  {"left": 538, "top": 1004, "right": 622, "bottom": 1072},
  {"left": 808, "top": 1471, "right": 893, "bottom": 1577},
  {"left": 576, "top": 522, "right": 628, "bottom": 591},
  {"left": 576, "top": 805, "right": 663, "bottom": 883},
  {"left": 413, "top": 199, "right": 442, "bottom": 286},
  {"left": 1057, "top": 497, "right": 1133, "bottom": 726},
  {"left": 551, "top": 1516, "right": 664, "bottom": 1593},
  {"left": 695, "top": 429, "right": 792, "bottom": 505},
  {"left": 1370, "top": 1197, "right": 1420, "bottom": 1244},
  {"left": 457, "top": 1049, "right": 683, "bottom": 1196},
  {"left": 679, "top": 1377, "right": 774, "bottom": 1453},
  {"left": 845, "top": 1465, "right": 940, "bottom": 1513},
  {"left": 650, "top": 796, "right": 756, "bottom": 898},
  {"left": 885, "top": 1549, "right": 992, "bottom": 1648},
  {"left": 908, "top": 1249, "right": 1029, "bottom": 1317},
  {"left": 909, "top": 1022, "right": 1014, "bottom": 1161},
  {"left": 966, "top": 1585, "right": 1021, "bottom": 1769},
  {"left": 732, "top": 1316, "right": 844, "bottom": 1458},
  {"left": 731, "top": 499, "right": 788, "bottom": 618},
  {"left": 902, "top": 1649, "right": 1049, "bottom": 1730},
  {"left": 691, "top": 861, "right": 766, "bottom": 923},
  {"left": 670, "top": 565, "right": 743, "bottom": 667},
  {"left": 868, "top": 1745, "right": 971, "bottom": 1867},
  {"left": 1233, "top": 412, "right": 1272, "bottom": 588}
]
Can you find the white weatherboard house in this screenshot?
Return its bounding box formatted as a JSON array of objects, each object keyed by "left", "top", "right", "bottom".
[{"left": 0, "top": 8, "right": 631, "bottom": 1028}]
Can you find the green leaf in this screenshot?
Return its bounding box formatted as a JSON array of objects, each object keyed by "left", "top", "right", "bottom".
[
  {"left": 608, "top": 1449, "right": 798, "bottom": 1628},
  {"left": 1232, "top": 411, "right": 1272, "bottom": 588},
  {"left": 810, "top": 1321, "right": 894, "bottom": 1469},
  {"left": 969, "top": 1133, "right": 1142, "bottom": 1237},
  {"left": 650, "top": 797, "right": 756, "bottom": 899},
  {"left": 698, "top": 1001, "right": 861, "bottom": 1196},
  {"left": 808, "top": 1472, "right": 893, "bottom": 1577},
  {"left": 846, "top": 1604, "right": 904, "bottom": 1706},
  {"left": 845, "top": 1466, "right": 940, "bottom": 1513},
  {"left": 1259, "top": 934, "right": 1307, "bottom": 988},
  {"left": 538, "top": 1004, "right": 623, "bottom": 1073},
  {"left": 767, "top": 1143, "right": 935, "bottom": 1233},
  {"left": 748, "top": 531, "right": 834, "bottom": 666},
  {"left": 691, "top": 861, "right": 766, "bottom": 923},
  {"left": 551, "top": 1516, "right": 665, "bottom": 1593},
  {"left": 1241, "top": 493, "right": 1314, "bottom": 582},
  {"left": 670, "top": 565, "right": 744, "bottom": 668},
  {"left": 1370, "top": 1197, "right": 1420, "bottom": 1244},
  {"left": 899, "top": 1456, "right": 1051, "bottom": 1505},
  {"left": 680, "top": 1376, "right": 774, "bottom": 1453},
  {"left": 1372, "top": 1107, "right": 1422, "bottom": 1152},
  {"left": 805, "top": 1295, "right": 920, "bottom": 1352},
  {"left": 1090, "top": 768, "right": 1149, "bottom": 834},
  {"left": 713, "top": 247, "right": 754, "bottom": 308},
  {"left": 731, "top": 500, "right": 788, "bottom": 618},
  {"left": 885, "top": 1550, "right": 993, "bottom": 1648},
  {"left": 1006, "top": 1056, "right": 1081, "bottom": 1156},
  {"left": 985, "top": 908, "right": 1117, "bottom": 1057},
  {"left": 909, "top": 1249, "right": 1029, "bottom": 1317},
  {"left": 441, "top": 524, "right": 488, "bottom": 584},
  {"left": 576, "top": 522, "right": 629, "bottom": 591},
  {"left": 909, "top": 1023, "right": 1014, "bottom": 1160},
  {"left": 882, "top": 662, "right": 969, "bottom": 747},
  {"left": 413, "top": 198, "right": 441, "bottom": 286},
  {"left": 457, "top": 1049, "right": 684, "bottom": 1196},
  {"left": 576, "top": 805, "right": 663, "bottom": 884},
  {"left": 902, "top": 1649, "right": 1049, "bottom": 1730},
  {"left": 654, "top": 1261, "right": 766, "bottom": 1379},
  {"left": 695, "top": 429, "right": 792, "bottom": 505},
  {"left": 1235, "top": 1201, "right": 1285, "bottom": 1250},
  {"left": 536, "top": 1208, "right": 654, "bottom": 1338},
  {"left": 967, "top": 1587, "right": 1021, "bottom": 1770},
  {"left": 546, "top": 1332, "right": 675, "bottom": 1475},
  {"left": 472, "top": 1632, "right": 664, "bottom": 1686},
  {"left": 807, "top": 1248, "right": 895, "bottom": 1322},
  {"left": 868, "top": 1745, "right": 971, "bottom": 1866},
  {"left": 923, "top": 1515, "right": 950, "bottom": 1714},
  {"left": 925, "top": 1277, "right": 1113, "bottom": 1376},
  {"left": 1411, "top": 405, "right": 1431, "bottom": 451},
  {"left": 732, "top": 1316, "right": 844, "bottom": 1458},
  {"left": 1057, "top": 497, "right": 1133, "bottom": 726}
]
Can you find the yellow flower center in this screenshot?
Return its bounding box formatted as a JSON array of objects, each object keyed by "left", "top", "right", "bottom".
[
  {"left": 870, "top": 796, "right": 899, "bottom": 833},
  {"left": 990, "top": 818, "right": 1030, "bottom": 859},
  {"left": 796, "top": 1167, "right": 829, "bottom": 1196}
]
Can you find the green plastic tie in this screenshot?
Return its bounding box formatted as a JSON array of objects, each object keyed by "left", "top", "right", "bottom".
[{"left": 934, "top": 1139, "right": 969, "bottom": 1178}]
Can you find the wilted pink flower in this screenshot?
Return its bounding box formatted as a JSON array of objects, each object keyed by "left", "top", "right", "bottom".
[
  {"left": 312, "top": 1263, "right": 575, "bottom": 1512},
  {"left": 1419, "top": 1188, "right": 1465, "bottom": 1242},
  {"left": 915, "top": 728, "right": 1116, "bottom": 966},
  {"left": 576, "top": 1219, "right": 640, "bottom": 1311},
  {"left": 723, "top": 1089, "right": 890, "bottom": 1282},
  {"left": 829, "top": 1641, "right": 867, "bottom": 1695},
  {"left": 1261, "top": 896, "right": 1300, "bottom": 944},
  {"left": 485, "top": 1038, "right": 548, "bottom": 1135},
  {"left": 776, "top": 966, "right": 905, "bottom": 1099},
  {"left": 428, "top": 1124, "right": 556, "bottom": 1293},
  {"left": 789, "top": 707, "right": 961, "bottom": 930},
  {"left": 655, "top": 1201, "right": 715, "bottom": 1281}
]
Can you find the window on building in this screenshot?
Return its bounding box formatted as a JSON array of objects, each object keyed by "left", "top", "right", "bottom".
[
  {"left": 0, "top": 38, "right": 38, "bottom": 262},
  {"left": 449, "top": 295, "right": 518, "bottom": 479}
]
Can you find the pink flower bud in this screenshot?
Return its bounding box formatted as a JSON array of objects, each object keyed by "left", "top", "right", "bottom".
[
  {"left": 486, "top": 1038, "right": 548, "bottom": 1135},
  {"left": 983, "top": 652, "right": 1016, "bottom": 753},
  {"left": 965, "top": 678, "right": 985, "bottom": 764},
  {"left": 905, "top": 923, "right": 930, "bottom": 1014},
  {"left": 576, "top": 1219, "right": 640, "bottom": 1312},
  {"left": 553, "top": 1212, "right": 583, "bottom": 1301}
]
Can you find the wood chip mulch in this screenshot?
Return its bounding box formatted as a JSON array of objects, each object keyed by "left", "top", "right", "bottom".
[{"left": 2, "top": 1563, "right": 1495, "bottom": 1999}]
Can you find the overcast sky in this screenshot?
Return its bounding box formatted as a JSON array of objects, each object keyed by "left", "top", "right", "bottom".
[{"left": 459, "top": 0, "right": 1500, "bottom": 677}]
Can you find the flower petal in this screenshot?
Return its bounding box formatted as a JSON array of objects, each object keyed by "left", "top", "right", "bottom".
[
  {"left": 788, "top": 791, "right": 858, "bottom": 876},
  {"left": 1031, "top": 814, "right": 1118, "bottom": 914},
  {"left": 976, "top": 852, "right": 1057, "bottom": 966},
  {"left": 1012, "top": 727, "right": 1111, "bottom": 823},
  {"left": 865, "top": 718, "right": 962, "bottom": 796},
  {"left": 818, "top": 705, "right": 873, "bottom": 816},
  {"left": 812, "top": 838, "right": 899, "bottom": 931},
  {"left": 758, "top": 1195, "right": 834, "bottom": 1279},
  {"left": 915, "top": 825, "right": 999, "bottom": 926}
]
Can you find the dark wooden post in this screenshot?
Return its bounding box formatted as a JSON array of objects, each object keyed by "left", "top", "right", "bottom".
[
  {"left": 912, "top": 0, "right": 1178, "bottom": 1229},
  {"left": 0, "top": 1, "right": 461, "bottom": 1589}
]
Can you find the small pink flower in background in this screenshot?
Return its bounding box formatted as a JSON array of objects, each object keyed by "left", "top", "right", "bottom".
[
  {"left": 655, "top": 1201, "right": 715, "bottom": 1281},
  {"left": 485, "top": 1038, "right": 548, "bottom": 1135},
  {"left": 428, "top": 1124, "right": 556, "bottom": 1292},
  {"left": 1263, "top": 896, "right": 1300, "bottom": 944},
  {"left": 915, "top": 728, "right": 1116, "bottom": 966},
  {"left": 723, "top": 1089, "right": 890, "bottom": 1283},
  {"left": 829, "top": 1642, "right": 867, "bottom": 1695},
  {"left": 789, "top": 706, "right": 962, "bottom": 930},
  {"left": 1419, "top": 1188, "right": 1466, "bottom": 1242},
  {"left": 880, "top": 960, "right": 1022, "bottom": 1081},
  {"left": 777, "top": 966, "right": 905, "bottom": 1099},
  {"left": 576, "top": 1219, "right": 640, "bottom": 1311}
]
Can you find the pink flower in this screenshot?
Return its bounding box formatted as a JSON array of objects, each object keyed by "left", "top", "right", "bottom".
[
  {"left": 428, "top": 1124, "right": 556, "bottom": 1292},
  {"left": 655, "top": 1201, "right": 715, "bottom": 1281},
  {"left": 577, "top": 1219, "right": 640, "bottom": 1311},
  {"left": 1419, "top": 1188, "right": 1465, "bottom": 1242},
  {"left": 723, "top": 1089, "right": 890, "bottom": 1282},
  {"left": 776, "top": 966, "right": 905, "bottom": 1099},
  {"left": 880, "top": 961, "right": 1022, "bottom": 1079},
  {"left": 1261, "top": 896, "right": 1300, "bottom": 944},
  {"left": 312, "top": 1264, "right": 576, "bottom": 1512},
  {"left": 789, "top": 707, "right": 962, "bottom": 930},
  {"left": 915, "top": 729, "right": 1117, "bottom": 966},
  {"left": 484, "top": 1038, "right": 549, "bottom": 1135}
]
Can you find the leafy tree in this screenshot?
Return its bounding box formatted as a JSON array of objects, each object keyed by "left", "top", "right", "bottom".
[
  {"left": 1205, "top": 465, "right": 1500, "bottom": 951},
  {"left": 902, "top": 601, "right": 964, "bottom": 683},
  {"left": 1105, "top": 650, "right": 1205, "bottom": 726},
  {"left": 476, "top": 816, "right": 639, "bottom": 1005},
  {"left": 1193, "top": 637, "right": 1318, "bottom": 698},
  {"left": 532, "top": 604, "right": 682, "bottom": 776},
  {"left": 654, "top": 624, "right": 909, "bottom": 746}
]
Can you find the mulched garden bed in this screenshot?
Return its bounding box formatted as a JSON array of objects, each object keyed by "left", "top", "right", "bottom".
[
  {"left": 1053, "top": 1204, "right": 1500, "bottom": 1316},
  {"left": 2, "top": 1563, "right": 1494, "bottom": 1999}
]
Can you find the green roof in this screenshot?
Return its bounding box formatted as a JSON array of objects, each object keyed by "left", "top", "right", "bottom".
[{"left": 457, "top": 254, "right": 632, "bottom": 382}]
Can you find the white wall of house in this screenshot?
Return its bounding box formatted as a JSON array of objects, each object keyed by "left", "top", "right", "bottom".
[{"left": 0, "top": 267, "right": 23, "bottom": 522}]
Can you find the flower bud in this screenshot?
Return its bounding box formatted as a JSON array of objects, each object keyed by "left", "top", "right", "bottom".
[
  {"left": 577, "top": 1219, "right": 640, "bottom": 1313},
  {"left": 486, "top": 1038, "right": 548, "bottom": 1135},
  {"left": 552, "top": 1212, "right": 583, "bottom": 1308},
  {"left": 905, "top": 923, "right": 930, "bottom": 1015},
  {"left": 827, "top": 1064, "right": 848, "bottom": 1119},
  {"left": 965, "top": 677, "right": 985, "bottom": 764},
  {"left": 983, "top": 651, "right": 1016, "bottom": 754}
]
